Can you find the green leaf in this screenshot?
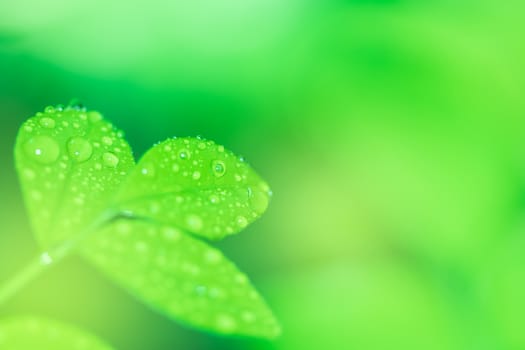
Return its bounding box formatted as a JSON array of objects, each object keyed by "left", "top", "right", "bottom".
[
  {"left": 14, "top": 106, "right": 135, "bottom": 249},
  {"left": 114, "top": 137, "right": 272, "bottom": 240},
  {"left": 0, "top": 316, "right": 115, "bottom": 350},
  {"left": 82, "top": 219, "right": 281, "bottom": 339},
  {"left": 13, "top": 105, "right": 279, "bottom": 340}
]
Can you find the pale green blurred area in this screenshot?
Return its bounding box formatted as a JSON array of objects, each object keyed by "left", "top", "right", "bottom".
[{"left": 1, "top": 0, "right": 525, "bottom": 349}]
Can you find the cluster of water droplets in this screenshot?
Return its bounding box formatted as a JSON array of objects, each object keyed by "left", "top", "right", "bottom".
[
  {"left": 116, "top": 137, "right": 272, "bottom": 239},
  {"left": 17, "top": 104, "right": 133, "bottom": 246},
  {"left": 84, "top": 220, "right": 279, "bottom": 337}
]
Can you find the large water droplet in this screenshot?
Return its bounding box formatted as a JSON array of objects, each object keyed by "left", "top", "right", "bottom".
[
  {"left": 67, "top": 137, "right": 93, "bottom": 162},
  {"left": 102, "top": 152, "right": 119, "bottom": 167},
  {"left": 39, "top": 117, "right": 56, "bottom": 129},
  {"left": 24, "top": 136, "right": 60, "bottom": 164},
  {"left": 212, "top": 160, "right": 226, "bottom": 177},
  {"left": 249, "top": 187, "right": 269, "bottom": 215}
]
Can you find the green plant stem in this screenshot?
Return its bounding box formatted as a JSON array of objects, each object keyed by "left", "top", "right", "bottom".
[
  {"left": 0, "top": 254, "right": 51, "bottom": 306},
  {"left": 0, "top": 210, "right": 118, "bottom": 307}
]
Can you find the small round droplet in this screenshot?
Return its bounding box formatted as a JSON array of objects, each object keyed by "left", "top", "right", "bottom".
[
  {"left": 141, "top": 163, "right": 156, "bottom": 177},
  {"left": 209, "top": 194, "right": 220, "bottom": 204},
  {"left": 179, "top": 149, "right": 191, "bottom": 160},
  {"left": 216, "top": 314, "right": 237, "bottom": 333},
  {"left": 186, "top": 214, "right": 203, "bottom": 232},
  {"left": 102, "top": 152, "right": 119, "bottom": 168},
  {"left": 205, "top": 250, "right": 222, "bottom": 264},
  {"left": 163, "top": 227, "right": 182, "bottom": 241},
  {"left": 39, "top": 117, "right": 56, "bottom": 129},
  {"left": 24, "top": 136, "right": 60, "bottom": 164},
  {"left": 101, "top": 136, "right": 113, "bottom": 146},
  {"left": 192, "top": 171, "right": 201, "bottom": 180},
  {"left": 241, "top": 311, "right": 256, "bottom": 323},
  {"left": 212, "top": 160, "right": 226, "bottom": 177},
  {"left": 44, "top": 106, "right": 55, "bottom": 114},
  {"left": 67, "top": 137, "right": 93, "bottom": 163},
  {"left": 40, "top": 252, "right": 53, "bottom": 265},
  {"left": 236, "top": 216, "right": 248, "bottom": 228},
  {"left": 88, "top": 111, "right": 103, "bottom": 123},
  {"left": 23, "top": 168, "right": 36, "bottom": 180}
]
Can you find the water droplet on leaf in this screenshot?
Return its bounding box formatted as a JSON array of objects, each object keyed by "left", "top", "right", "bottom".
[
  {"left": 102, "top": 152, "right": 119, "bottom": 168},
  {"left": 212, "top": 160, "right": 226, "bottom": 177},
  {"left": 24, "top": 136, "right": 60, "bottom": 164},
  {"left": 186, "top": 214, "right": 203, "bottom": 231},
  {"left": 179, "top": 149, "right": 190, "bottom": 160},
  {"left": 67, "top": 137, "right": 93, "bottom": 163},
  {"left": 39, "top": 117, "right": 56, "bottom": 129}
]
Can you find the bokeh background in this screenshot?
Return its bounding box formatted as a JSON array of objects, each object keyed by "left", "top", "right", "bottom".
[{"left": 1, "top": 0, "right": 525, "bottom": 349}]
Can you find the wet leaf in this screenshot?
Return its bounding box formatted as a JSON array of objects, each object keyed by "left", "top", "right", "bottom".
[
  {"left": 14, "top": 106, "right": 135, "bottom": 249},
  {"left": 0, "top": 316, "right": 115, "bottom": 349},
  {"left": 82, "top": 219, "right": 281, "bottom": 339},
  {"left": 13, "top": 105, "right": 279, "bottom": 340},
  {"left": 115, "top": 137, "right": 272, "bottom": 240}
]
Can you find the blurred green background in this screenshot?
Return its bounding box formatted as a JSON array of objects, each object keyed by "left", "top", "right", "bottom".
[{"left": 1, "top": 0, "right": 525, "bottom": 349}]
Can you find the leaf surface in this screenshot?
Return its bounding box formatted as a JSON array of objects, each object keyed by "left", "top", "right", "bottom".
[
  {"left": 82, "top": 219, "right": 281, "bottom": 339},
  {"left": 115, "top": 138, "right": 272, "bottom": 240},
  {"left": 0, "top": 316, "right": 115, "bottom": 350},
  {"left": 14, "top": 106, "right": 135, "bottom": 249}
]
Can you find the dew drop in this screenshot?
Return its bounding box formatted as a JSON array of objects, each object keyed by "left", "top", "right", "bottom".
[
  {"left": 102, "top": 136, "right": 113, "bottom": 146},
  {"left": 102, "top": 152, "right": 119, "bottom": 168},
  {"left": 163, "top": 227, "right": 182, "bottom": 241},
  {"left": 179, "top": 148, "right": 191, "bottom": 160},
  {"left": 249, "top": 187, "right": 270, "bottom": 215},
  {"left": 32, "top": 190, "right": 43, "bottom": 201},
  {"left": 40, "top": 252, "right": 53, "bottom": 265},
  {"left": 172, "top": 163, "right": 180, "bottom": 172},
  {"left": 39, "top": 117, "right": 56, "bottom": 129},
  {"left": 44, "top": 106, "right": 55, "bottom": 114},
  {"left": 135, "top": 241, "right": 148, "bottom": 253},
  {"left": 204, "top": 250, "right": 222, "bottom": 264},
  {"left": 216, "top": 314, "right": 237, "bottom": 333},
  {"left": 23, "top": 168, "right": 36, "bottom": 180},
  {"left": 241, "top": 311, "right": 256, "bottom": 323},
  {"left": 67, "top": 137, "right": 93, "bottom": 163},
  {"left": 141, "top": 163, "right": 156, "bottom": 177},
  {"left": 186, "top": 214, "right": 203, "bottom": 232},
  {"left": 217, "top": 145, "right": 225, "bottom": 153},
  {"left": 197, "top": 142, "right": 206, "bottom": 150},
  {"left": 24, "top": 136, "right": 60, "bottom": 164},
  {"left": 236, "top": 215, "right": 248, "bottom": 228},
  {"left": 192, "top": 171, "right": 201, "bottom": 180},
  {"left": 209, "top": 194, "right": 220, "bottom": 204},
  {"left": 88, "top": 111, "right": 102, "bottom": 123},
  {"left": 212, "top": 160, "right": 226, "bottom": 177}
]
